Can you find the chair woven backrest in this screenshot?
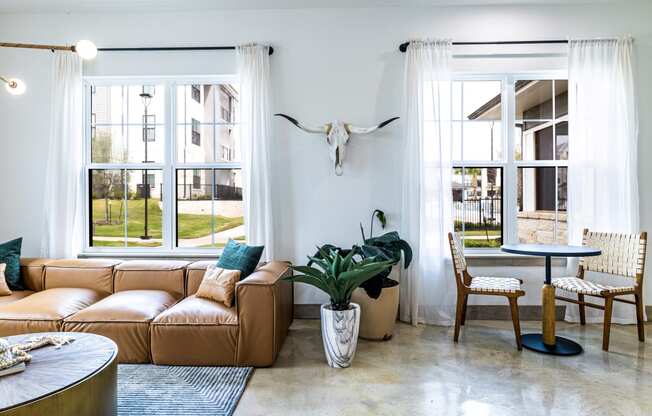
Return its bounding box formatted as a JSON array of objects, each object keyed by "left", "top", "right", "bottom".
[
  {"left": 580, "top": 229, "right": 648, "bottom": 282},
  {"left": 448, "top": 232, "right": 468, "bottom": 281}
]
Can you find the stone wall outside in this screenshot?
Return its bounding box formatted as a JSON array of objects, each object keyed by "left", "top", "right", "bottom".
[{"left": 517, "top": 211, "right": 567, "bottom": 244}]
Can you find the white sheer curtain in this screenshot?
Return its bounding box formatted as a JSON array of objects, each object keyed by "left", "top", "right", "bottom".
[
  {"left": 237, "top": 44, "right": 275, "bottom": 260},
  {"left": 565, "top": 37, "right": 641, "bottom": 324},
  {"left": 400, "top": 40, "right": 456, "bottom": 325},
  {"left": 40, "top": 52, "right": 84, "bottom": 258}
]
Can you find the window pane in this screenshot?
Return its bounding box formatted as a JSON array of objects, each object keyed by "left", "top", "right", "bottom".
[
  {"left": 557, "top": 167, "right": 568, "bottom": 244},
  {"left": 213, "top": 169, "right": 244, "bottom": 248},
  {"left": 176, "top": 84, "right": 239, "bottom": 124},
  {"left": 90, "top": 84, "right": 165, "bottom": 164},
  {"left": 555, "top": 121, "right": 568, "bottom": 160},
  {"left": 126, "top": 85, "right": 164, "bottom": 125},
  {"left": 90, "top": 169, "right": 125, "bottom": 247},
  {"left": 91, "top": 85, "right": 164, "bottom": 125},
  {"left": 515, "top": 123, "right": 553, "bottom": 161},
  {"left": 177, "top": 169, "right": 213, "bottom": 248},
  {"left": 91, "top": 86, "right": 123, "bottom": 125},
  {"left": 452, "top": 167, "right": 502, "bottom": 248},
  {"left": 517, "top": 167, "right": 565, "bottom": 244},
  {"left": 554, "top": 80, "right": 568, "bottom": 118},
  {"left": 515, "top": 80, "right": 553, "bottom": 120},
  {"left": 176, "top": 169, "right": 244, "bottom": 248},
  {"left": 176, "top": 124, "right": 240, "bottom": 164},
  {"left": 126, "top": 170, "right": 163, "bottom": 247},
  {"left": 452, "top": 81, "right": 462, "bottom": 121},
  {"left": 462, "top": 121, "right": 501, "bottom": 161},
  {"left": 452, "top": 122, "right": 462, "bottom": 161},
  {"left": 463, "top": 81, "right": 502, "bottom": 121}
]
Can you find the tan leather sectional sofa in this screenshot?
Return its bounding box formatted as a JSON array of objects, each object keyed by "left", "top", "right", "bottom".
[{"left": 0, "top": 258, "right": 293, "bottom": 366}]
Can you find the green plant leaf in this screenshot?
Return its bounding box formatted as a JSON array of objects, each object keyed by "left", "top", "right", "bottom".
[{"left": 287, "top": 274, "right": 333, "bottom": 295}]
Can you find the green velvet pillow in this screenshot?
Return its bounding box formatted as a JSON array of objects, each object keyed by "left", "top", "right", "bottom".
[
  {"left": 217, "top": 239, "right": 264, "bottom": 279},
  {"left": 0, "top": 238, "right": 23, "bottom": 290}
]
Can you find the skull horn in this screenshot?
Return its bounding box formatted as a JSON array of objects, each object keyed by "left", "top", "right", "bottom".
[
  {"left": 346, "top": 116, "right": 400, "bottom": 134},
  {"left": 274, "top": 113, "right": 328, "bottom": 134}
]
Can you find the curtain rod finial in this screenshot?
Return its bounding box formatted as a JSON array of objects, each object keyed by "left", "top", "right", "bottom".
[{"left": 399, "top": 42, "right": 409, "bottom": 53}]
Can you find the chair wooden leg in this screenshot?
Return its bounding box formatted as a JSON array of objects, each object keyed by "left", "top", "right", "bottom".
[
  {"left": 602, "top": 296, "right": 614, "bottom": 351},
  {"left": 578, "top": 294, "right": 586, "bottom": 325},
  {"left": 635, "top": 293, "right": 645, "bottom": 342},
  {"left": 461, "top": 294, "right": 469, "bottom": 326},
  {"left": 508, "top": 297, "right": 522, "bottom": 351},
  {"left": 454, "top": 293, "right": 464, "bottom": 343}
]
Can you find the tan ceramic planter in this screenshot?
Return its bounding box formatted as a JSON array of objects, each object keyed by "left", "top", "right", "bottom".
[{"left": 351, "top": 282, "right": 399, "bottom": 341}]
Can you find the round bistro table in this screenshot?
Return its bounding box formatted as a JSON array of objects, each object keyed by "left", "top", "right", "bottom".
[
  {"left": 0, "top": 332, "right": 118, "bottom": 416},
  {"left": 501, "top": 244, "right": 601, "bottom": 356}
]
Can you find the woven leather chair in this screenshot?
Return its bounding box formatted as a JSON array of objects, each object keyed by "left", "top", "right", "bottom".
[
  {"left": 448, "top": 232, "right": 525, "bottom": 350},
  {"left": 552, "top": 229, "right": 648, "bottom": 351}
]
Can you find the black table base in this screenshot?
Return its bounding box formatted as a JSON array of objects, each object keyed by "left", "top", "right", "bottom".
[{"left": 521, "top": 333, "right": 583, "bottom": 356}]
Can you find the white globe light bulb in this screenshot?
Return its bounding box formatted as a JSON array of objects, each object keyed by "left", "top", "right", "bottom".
[
  {"left": 75, "top": 40, "right": 97, "bottom": 60},
  {"left": 5, "top": 78, "right": 26, "bottom": 95}
]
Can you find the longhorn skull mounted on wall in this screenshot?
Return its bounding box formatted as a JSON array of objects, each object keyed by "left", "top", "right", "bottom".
[{"left": 275, "top": 113, "right": 400, "bottom": 175}]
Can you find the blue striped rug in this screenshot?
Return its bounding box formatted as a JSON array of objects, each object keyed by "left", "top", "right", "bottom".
[{"left": 117, "top": 365, "right": 253, "bottom": 416}]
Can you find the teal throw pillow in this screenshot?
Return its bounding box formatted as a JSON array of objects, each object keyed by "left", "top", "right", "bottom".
[
  {"left": 217, "top": 239, "right": 264, "bottom": 279},
  {"left": 0, "top": 238, "right": 23, "bottom": 290}
]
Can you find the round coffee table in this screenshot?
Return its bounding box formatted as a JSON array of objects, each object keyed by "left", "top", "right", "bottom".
[
  {"left": 0, "top": 332, "right": 118, "bottom": 416},
  {"left": 501, "top": 244, "right": 601, "bottom": 356}
]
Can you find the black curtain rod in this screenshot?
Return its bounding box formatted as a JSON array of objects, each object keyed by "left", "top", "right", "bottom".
[
  {"left": 98, "top": 45, "right": 274, "bottom": 55},
  {"left": 399, "top": 40, "right": 567, "bottom": 52}
]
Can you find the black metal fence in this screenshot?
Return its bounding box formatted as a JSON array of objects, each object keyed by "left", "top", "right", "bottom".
[
  {"left": 453, "top": 197, "right": 502, "bottom": 229},
  {"left": 177, "top": 184, "right": 242, "bottom": 201}
]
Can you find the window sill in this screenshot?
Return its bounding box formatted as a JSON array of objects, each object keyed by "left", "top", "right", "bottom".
[{"left": 78, "top": 251, "right": 222, "bottom": 261}]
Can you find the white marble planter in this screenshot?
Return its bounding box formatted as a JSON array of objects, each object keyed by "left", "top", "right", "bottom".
[{"left": 320, "top": 303, "right": 360, "bottom": 368}]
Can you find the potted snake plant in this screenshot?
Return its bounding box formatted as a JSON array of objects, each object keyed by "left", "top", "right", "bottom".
[
  {"left": 285, "top": 248, "right": 392, "bottom": 368},
  {"left": 310, "top": 210, "right": 412, "bottom": 340}
]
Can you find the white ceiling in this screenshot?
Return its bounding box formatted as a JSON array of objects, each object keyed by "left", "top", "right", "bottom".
[{"left": 0, "top": 0, "right": 630, "bottom": 13}]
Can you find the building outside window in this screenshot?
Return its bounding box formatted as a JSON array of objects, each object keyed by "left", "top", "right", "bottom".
[
  {"left": 191, "top": 84, "right": 201, "bottom": 103},
  {"left": 191, "top": 118, "right": 201, "bottom": 146},
  {"left": 449, "top": 75, "right": 567, "bottom": 250},
  {"left": 86, "top": 79, "right": 243, "bottom": 252}
]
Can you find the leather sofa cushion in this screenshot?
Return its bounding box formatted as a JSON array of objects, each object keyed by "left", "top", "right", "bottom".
[
  {"left": 63, "top": 290, "right": 178, "bottom": 364},
  {"left": 151, "top": 324, "right": 238, "bottom": 366},
  {"left": 0, "top": 291, "right": 33, "bottom": 305},
  {"left": 114, "top": 260, "right": 189, "bottom": 298},
  {"left": 150, "top": 295, "right": 238, "bottom": 365},
  {"left": 152, "top": 295, "right": 238, "bottom": 326},
  {"left": 0, "top": 288, "right": 104, "bottom": 336},
  {"left": 20, "top": 258, "right": 53, "bottom": 291},
  {"left": 44, "top": 259, "right": 122, "bottom": 296},
  {"left": 186, "top": 260, "right": 217, "bottom": 296},
  {"left": 65, "top": 290, "right": 178, "bottom": 323}
]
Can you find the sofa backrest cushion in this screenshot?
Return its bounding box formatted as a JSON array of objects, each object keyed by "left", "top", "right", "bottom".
[
  {"left": 114, "top": 260, "right": 189, "bottom": 298},
  {"left": 186, "top": 260, "right": 218, "bottom": 296},
  {"left": 44, "top": 259, "right": 122, "bottom": 296},
  {"left": 20, "top": 258, "right": 53, "bottom": 292}
]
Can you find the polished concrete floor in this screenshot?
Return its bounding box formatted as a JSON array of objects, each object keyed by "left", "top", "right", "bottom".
[{"left": 236, "top": 319, "right": 652, "bottom": 416}]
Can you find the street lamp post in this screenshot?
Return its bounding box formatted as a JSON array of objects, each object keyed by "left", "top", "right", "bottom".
[{"left": 140, "top": 86, "right": 154, "bottom": 240}]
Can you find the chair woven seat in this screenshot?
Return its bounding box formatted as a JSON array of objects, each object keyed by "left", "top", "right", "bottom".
[
  {"left": 553, "top": 229, "right": 647, "bottom": 351},
  {"left": 552, "top": 276, "right": 635, "bottom": 296},
  {"left": 448, "top": 232, "right": 524, "bottom": 350},
  {"left": 470, "top": 276, "right": 522, "bottom": 294}
]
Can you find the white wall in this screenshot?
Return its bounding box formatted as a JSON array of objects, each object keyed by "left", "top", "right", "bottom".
[{"left": 1, "top": 3, "right": 651, "bottom": 305}]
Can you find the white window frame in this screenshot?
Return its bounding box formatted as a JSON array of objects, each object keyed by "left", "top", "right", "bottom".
[
  {"left": 453, "top": 70, "right": 568, "bottom": 255},
  {"left": 82, "top": 75, "right": 240, "bottom": 255}
]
